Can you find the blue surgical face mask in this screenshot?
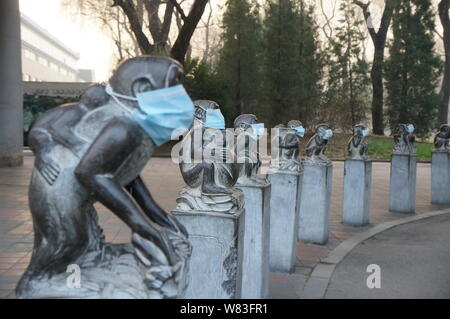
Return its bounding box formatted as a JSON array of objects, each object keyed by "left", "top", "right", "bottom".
[
  {"left": 406, "top": 124, "right": 414, "bottom": 134},
  {"left": 250, "top": 123, "right": 265, "bottom": 140},
  {"left": 204, "top": 109, "right": 225, "bottom": 129},
  {"left": 362, "top": 129, "right": 369, "bottom": 137},
  {"left": 105, "top": 84, "right": 194, "bottom": 146},
  {"left": 323, "top": 129, "right": 333, "bottom": 140},
  {"left": 294, "top": 126, "right": 306, "bottom": 137}
]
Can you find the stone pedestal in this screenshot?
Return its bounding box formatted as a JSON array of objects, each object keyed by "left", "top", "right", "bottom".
[
  {"left": 298, "top": 163, "right": 333, "bottom": 244},
  {"left": 431, "top": 151, "right": 450, "bottom": 205},
  {"left": 342, "top": 159, "right": 372, "bottom": 226},
  {"left": 268, "top": 172, "right": 302, "bottom": 273},
  {"left": 237, "top": 183, "right": 270, "bottom": 299},
  {"left": 172, "top": 209, "right": 244, "bottom": 299},
  {"left": 389, "top": 154, "right": 416, "bottom": 214}
]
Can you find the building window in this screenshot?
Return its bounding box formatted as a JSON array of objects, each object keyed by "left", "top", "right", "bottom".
[
  {"left": 38, "top": 56, "right": 48, "bottom": 66},
  {"left": 50, "top": 62, "right": 58, "bottom": 71},
  {"left": 24, "top": 48, "right": 36, "bottom": 61}
]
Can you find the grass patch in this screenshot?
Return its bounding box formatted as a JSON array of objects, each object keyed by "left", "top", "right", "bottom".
[{"left": 154, "top": 132, "right": 433, "bottom": 161}]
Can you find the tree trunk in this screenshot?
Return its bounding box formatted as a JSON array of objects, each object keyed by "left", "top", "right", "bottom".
[
  {"left": 371, "top": 44, "right": 385, "bottom": 134},
  {"left": 170, "top": 0, "right": 208, "bottom": 63},
  {"left": 354, "top": 0, "right": 396, "bottom": 135},
  {"left": 439, "top": 0, "right": 450, "bottom": 124}
]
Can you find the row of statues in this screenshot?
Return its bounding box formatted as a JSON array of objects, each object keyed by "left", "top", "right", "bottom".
[{"left": 17, "top": 55, "right": 450, "bottom": 299}]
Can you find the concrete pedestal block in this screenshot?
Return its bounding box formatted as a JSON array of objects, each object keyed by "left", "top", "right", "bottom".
[
  {"left": 268, "top": 172, "right": 302, "bottom": 273},
  {"left": 431, "top": 151, "right": 450, "bottom": 205},
  {"left": 389, "top": 154, "right": 416, "bottom": 214},
  {"left": 342, "top": 159, "right": 372, "bottom": 226},
  {"left": 237, "top": 183, "right": 270, "bottom": 299},
  {"left": 172, "top": 209, "right": 245, "bottom": 299},
  {"left": 298, "top": 163, "right": 333, "bottom": 244}
]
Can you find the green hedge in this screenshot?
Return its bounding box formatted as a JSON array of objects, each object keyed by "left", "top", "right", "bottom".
[{"left": 23, "top": 94, "right": 79, "bottom": 146}]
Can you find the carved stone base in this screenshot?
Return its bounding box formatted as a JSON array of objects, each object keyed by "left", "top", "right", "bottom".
[
  {"left": 268, "top": 171, "right": 302, "bottom": 273},
  {"left": 431, "top": 151, "right": 450, "bottom": 205},
  {"left": 342, "top": 159, "right": 372, "bottom": 226},
  {"left": 172, "top": 209, "right": 245, "bottom": 299},
  {"left": 237, "top": 182, "right": 271, "bottom": 298},
  {"left": 389, "top": 154, "right": 416, "bottom": 214},
  {"left": 298, "top": 162, "right": 332, "bottom": 245}
]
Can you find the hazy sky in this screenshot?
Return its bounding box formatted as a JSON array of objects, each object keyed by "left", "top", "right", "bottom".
[
  {"left": 18, "top": 0, "right": 444, "bottom": 82},
  {"left": 20, "top": 0, "right": 115, "bottom": 81}
]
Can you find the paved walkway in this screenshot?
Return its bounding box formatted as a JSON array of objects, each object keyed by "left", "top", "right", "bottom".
[
  {"left": 0, "top": 155, "right": 446, "bottom": 298},
  {"left": 325, "top": 214, "right": 450, "bottom": 299}
]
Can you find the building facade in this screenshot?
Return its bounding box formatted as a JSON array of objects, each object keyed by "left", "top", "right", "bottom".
[{"left": 21, "top": 13, "right": 93, "bottom": 83}]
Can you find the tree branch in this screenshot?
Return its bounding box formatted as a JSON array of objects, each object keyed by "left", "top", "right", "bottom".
[
  {"left": 170, "top": 0, "right": 208, "bottom": 63},
  {"left": 353, "top": 0, "right": 377, "bottom": 42},
  {"left": 112, "top": 0, "right": 153, "bottom": 54},
  {"left": 169, "top": 0, "right": 187, "bottom": 21}
]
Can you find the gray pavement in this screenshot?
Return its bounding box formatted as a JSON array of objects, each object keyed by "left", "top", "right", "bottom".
[{"left": 325, "top": 214, "right": 450, "bottom": 299}]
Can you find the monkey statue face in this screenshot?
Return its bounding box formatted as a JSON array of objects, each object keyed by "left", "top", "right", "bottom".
[
  {"left": 234, "top": 114, "right": 258, "bottom": 130},
  {"left": 438, "top": 124, "right": 450, "bottom": 139},
  {"left": 434, "top": 124, "right": 450, "bottom": 151},
  {"left": 287, "top": 120, "right": 306, "bottom": 137},
  {"left": 193, "top": 100, "right": 220, "bottom": 126},
  {"left": 233, "top": 114, "right": 262, "bottom": 140},
  {"left": 353, "top": 124, "right": 369, "bottom": 137},
  {"left": 316, "top": 124, "right": 333, "bottom": 140}
]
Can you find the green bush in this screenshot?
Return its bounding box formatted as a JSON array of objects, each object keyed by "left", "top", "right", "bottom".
[{"left": 23, "top": 94, "right": 79, "bottom": 146}]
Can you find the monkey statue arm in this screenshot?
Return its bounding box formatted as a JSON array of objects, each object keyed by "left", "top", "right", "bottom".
[
  {"left": 74, "top": 117, "right": 178, "bottom": 265},
  {"left": 125, "top": 176, "right": 187, "bottom": 236},
  {"left": 48, "top": 105, "right": 88, "bottom": 155},
  {"left": 281, "top": 133, "right": 300, "bottom": 149},
  {"left": 28, "top": 126, "right": 61, "bottom": 186}
]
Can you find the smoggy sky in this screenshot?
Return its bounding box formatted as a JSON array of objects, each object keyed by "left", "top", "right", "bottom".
[{"left": 20, "top": 0, "right": 115, "bottom": 81}]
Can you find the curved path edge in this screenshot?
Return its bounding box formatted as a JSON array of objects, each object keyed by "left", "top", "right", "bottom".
[{"left": 301, "top": 208, "right": 450, "bottom": 299}]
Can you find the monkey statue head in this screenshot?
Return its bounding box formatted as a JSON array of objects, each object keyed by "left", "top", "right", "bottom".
[
  {"left": 348, "top": 124, "right": 369, "bottom": 160},
  {"left": 393, "top": 123, "right": 416, "bottom": 155},
  {"left": 434, "top": 124, "right": 450, "bottom": 151},
  {"left": 193, "top": 100, "right": 220, "bottom": 126},
  {"left": 315, "top": 124, "right": 333, "bottom": 141},
  {"left": 287, "top": 120, "right": 306, "bottom": 138},
  {"left": 107, "top": 56, "right": 183, "bottom": 109},
  {"left": 234, "top": 114, "right": 264, "bottom": 141}
]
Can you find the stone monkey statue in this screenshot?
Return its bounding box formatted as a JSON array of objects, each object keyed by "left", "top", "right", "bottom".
[
  {"left": 305, "top": 124, "right": 333, "bottom": 165},
  {"left": 434, "top": 124, "right": 450, "bottom": 151},
  {"left": 348, "top": 124, "right": 369, "bottom": 160},
  {"left": 179, "top": 100, "right": 239, "bottom": 195},
  {"left": 393, "top": 123, "right": 416, "bottom": 155},
  {"left": 176, "top": 100, "right": 243, "bottom": 213},
  {"left": 17, "top": 56, "right": 191, "bottom": 299},
  {"left": 270, "top": 120, "right": 304, "bottom": 172},
  {"left": 234, "top": 114, "right": 268, "bottom": 186}
]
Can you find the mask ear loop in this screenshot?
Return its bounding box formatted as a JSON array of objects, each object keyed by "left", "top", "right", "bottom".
[{"left": 105, "top": 84, "right": 137, "bottom": 114}]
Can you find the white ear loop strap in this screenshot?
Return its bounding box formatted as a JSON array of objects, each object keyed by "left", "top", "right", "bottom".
[{"left": 105, "top": 84, "right": 135, "bottom": 114}]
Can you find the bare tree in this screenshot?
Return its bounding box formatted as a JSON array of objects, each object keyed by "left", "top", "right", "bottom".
[
  {"left": 439, "top": 0, "right": 450, "bottom": 124},
  {"left": 61, "top": 0, "right": 141, "bottom": 64},
  {"left": 319, "top": 0, "right": 338, "bottom": 42},
  {"left": 354, "top": 0, "right": 397, "bottom": 135},
  {"left": 64, "top": 0, "right": 209, "bottom": 64}
]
